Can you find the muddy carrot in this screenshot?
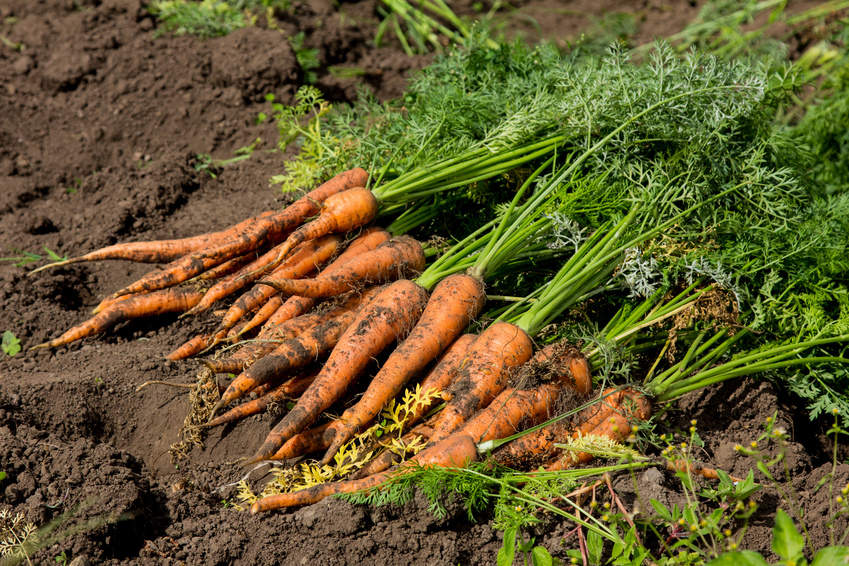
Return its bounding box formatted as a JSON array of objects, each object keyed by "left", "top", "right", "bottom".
[
  {"left": 186, "top": 234, "right": 343, "bottom": 317},
  {"left": 112, "top": 168, "right": 368, "bottom": 297},
  {"left": 195, "top": 252, "right": 261, "bottom": 281},
  {"left": 166, "top": 333, "right": 212, "bottom": 361},
  {"left": 31, "top": 287, "right": 204, "bottom": 350},
  {"left": 270, "top": 422, "right": 334, "bottom": 461},
  {"left": 246, "top": 280, "right": 429, "bottom": 464},
  {"left": 29, "top": 211, "right": 278, "bottom": 275},
  {"left": 267, "top": 187, "right": 379, "bottom": 269},
  {"left": 211, "top": 287, "right": 382, "bottom": 412},
  {"left": 320, "top": 274, "right": 486, "bottom": 463},
  {"left": 258, "top": 235, "right": 425, "bottom": 298}
]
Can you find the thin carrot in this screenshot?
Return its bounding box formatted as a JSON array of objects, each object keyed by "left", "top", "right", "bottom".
[
  {"left": 195, "top": 252, "right": 261, "bottom": 281},
  {"left": 258, "top": 236, "right": 425, "bottom": 298},
  {"left": 166, "top": 333, "right": 212, "bottom": 361},
  {"left": 200, "top": 309, "right": 330, "bottom": 374},
  {"left": 31, "top": 287, "right": 204, "bottom": 350},
  {"left": 424, "top": 322, "right": 535, "bottom": 445},
  {"left": 270, "top": 422, "right": 333, "bottom": 461},
  {"left": 204, "top": 369, "right": 320, "bottom": 429},
  {"left": 267, "top": 187, "right": 378, "bottom": 269},
  {"left": 186, "top": 234, "right": 343, "bottom": 317},
  {"left": 320, "top": 274, "right": 486, "bottom": 463},
  {"left": 237, "top": 294, "right": 284, "bottom": 337},
  {"left": 219, "top": 227, "right": 392, "bottom": 332},
  {"left": 249, "top": 433, "right": 478, "bottom": 513},
  {"left": 112, "top": 168, "right": 368, "bottom": 297},
  {"left": 28, "top": 211, "right": 278, "bottom": 275},
  {"left": 246, "top": 279, "right": 430, "bottom": 464},
  {"left": 211, "top": 287, "right": 382, "bottom": 412},
  {"left": 544, "top": 387, "right": 651, "bottom": 471}
]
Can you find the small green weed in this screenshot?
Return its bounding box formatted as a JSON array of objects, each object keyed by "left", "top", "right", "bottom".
[
  {"left": 2, "top": 331, "right": 21, "bottom": 357},
  {"left": 194, "top": 138, "right": 261, "bottom": 178},
  {"left": 289, "top": 31, "right": 320, "bottom": 84},
  {"left": 53, "top": 550, "right": 69, "bottom": 565},
  {"left": 1, "top": 246, "right": 67, "bottom": 268},
  {"left": 148, "top": 0, "right": 290, "bottom": 39}
]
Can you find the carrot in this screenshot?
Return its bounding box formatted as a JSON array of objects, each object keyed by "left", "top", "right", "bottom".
[
  {"left": 246, "top": 279, "right": 430, "bottom": 464},
  {"left": 348, "top": 417, "right": 437, "bottom": 480},
  {"left": 166, "top": 333, "right": 212, "bottom": 361},
  {"left": 236, "top": 294, "right": 284, "bottom": 337},
  {"left": 195, "top": 252, "right": 261, "bottom": 281},
  {"left": 544, "top": 387, "right": 651, "bottom": 471},
  {"left": 185, "top": 234, "right": 343, "bottom": 317},
  {"left": 31, "top": 287, "right": 204, "bottom": 350},
  {"left": 249, "top": 433, "right": 478, "bottom": 513},
  {"left": 270, "top": 422, "right": 334, "bottom": 461},
  {"left": 424, "top": 322, "right": 535, "bottom": 445},
  {"left": 320, "top": 274, "right": 486, "bottom": 463},
  {"left": 258, "top": 236, "right": 425, "bottom": 298},
  {"left": 204, "top": 369, "right": 320, "bottom": 429},
  {"left": 201, "top": 309, "right": 330, "bottom": 374},
  {"left": 211, "top": 287, "right": 382, "bottom": 412},
  {"left": 219, "top": 227, "right": 392, "bottom": 332},
  {"left": 267, "top": 187, "right": 379, "bottom": 270},
  {"left": 112, "top": 168, "right": 368, "bottom": 297},
  {"left": 28, "top": 211, "right": 278, "bottom": 274}
]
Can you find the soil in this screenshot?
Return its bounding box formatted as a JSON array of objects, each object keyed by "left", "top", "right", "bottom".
[{"left": 0, "top": 0, "right": 845, "bottom": 564}]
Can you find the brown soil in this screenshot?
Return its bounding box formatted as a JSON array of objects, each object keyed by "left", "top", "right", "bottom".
[{"left": 0, "top": 0, "right": 844, "bottom": 564}]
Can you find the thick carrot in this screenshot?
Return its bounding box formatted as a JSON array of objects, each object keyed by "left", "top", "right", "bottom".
[
  {"left": 219, "top": 227, "right": 391, "bottom": 332},
  {"left": 249, "top": 433, "right": 478, "bottom": 513},
  {"left": 113, "top": 168, "right": 368, "bottom": 297},
  {"left": 204, "top": 369, "right": 320, "bottom": 429},
  {"left": 166, "top": 333, "right": 212, "bottom": 361},
  {"left": 544, "top": 387, "right": 651, "bottom": 471},
  {"left": 258, "top": 236, "right": 425, "bottom": 298},
  {"left": 29, "top": 211, "right": 278, "bottom": 274},
  {"left": 267, "top": 187, "right": 379, "bottom": 270},
  {"left": 31, "top": 287, "right": 203, "bottom": 350},
  {"left": 211, "top": 287, "right": 382, "bottom": 412},
  {"left": 270, "top": 422, "right": 333, "bottom": 461},
  {"left": 425, "top": 322, "right": 535, "bottom": 445},
  {"left": 320, "top": 274, "right": 486, "bottom": 463},
  {"left": 246, "top": 279, "right": 430, "bottom": 464},
  {"left": 186, "top": 234, "right": 343, "bottom": 317}
]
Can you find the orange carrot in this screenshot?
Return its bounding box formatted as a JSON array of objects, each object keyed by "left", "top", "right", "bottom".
[
  {"left": 201, "top": 309, "right": 330, "bottom": 374},
  {"left": 195, "top": 252, "right": 261, "bottom": 281},
  {"left": 166, "top": 333, "right": 212, "bottom": 361},
  {"left": 186, "top": 234, "right": 343, "bottom": 317},
  {"left": 425, "top": 322, "right": 535, "bottom": 445},
  {"left": 204, "top": 369, "right": 320, "bottom": 429},
  {"left": 348, "top": 417, "right": 438, "bottom": 480},
  {"left": 237, "top": 295, "right": 284, "bottom": 337},
  {"left": 268, "top": 187, "right": 378, "bottom": 269},
  {"left": 112, "top": 168, "right": 368, "bottom": 297},
  {"left": 212, "top": 287, "right": 382, "bottom": 412},
  {"left": 31, "top": 287, "right": 204, "bottom": 350},
  {"left": 219, "top": 227, "right": 392, "bottom": 332},
  {"left": 544, "top": 387, "right": 651, "bottom": 471},
  {"left": 320, "top": 274, "right": 486, "bottom": 463},
  {"left": 246, "top": 279, "right": 430, "bottom": 464},
  {"left": 258, "top": 236, "right": 425, "bottom": 298},
  {"left": 28, "top": 211, "right": 278, "bottom": 274},
  {"left": 270, "top": 422, "right": 334, "bottom": 461},
  {"left": 249, "top": 433, "right": 478, "bottom": 513}
]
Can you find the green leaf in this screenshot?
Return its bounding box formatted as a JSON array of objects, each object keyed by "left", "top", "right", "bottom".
[
  {"left": 2, "top": 331, "right": 21, "bottom": 357},
  {"left": 811, "top": 546, "right": 849, "bottom": 565},
  {"left": 531, "top": 546, "right": 553, "bottom": 566},
  {"left": 772, "top": 509, "right": 805, "bottom": 561},
  {"left": 651, "top": 499, "right": 672, "bottom": 521},
  {"left": 706, "top": 550, "right": 769, "bottom": 566},
  {"left": 0, "top": 471, "right": 6, "bottom": 481},
  {"left": 497, "top": 527, "right": 516, "bottom": 566},
  {"left": 586, "top": 529, "right": 603, "bottom": 565}
]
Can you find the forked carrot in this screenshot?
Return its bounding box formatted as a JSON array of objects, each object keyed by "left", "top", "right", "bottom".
[
  {"left": 258, "top": 236, "right": 425, "bottom": 298},
  {"left": 320, "top": 274, "right": 486, "bottom": 463},
  {"left": 211, "top": 287, "right": 382, "bottom": 412},
  {"left": 250, "top": 433, "right": 478, "bottom": 513},
  {"left": 112, "top": 168, "right": 368, "bottom": 297},
  {"left": 424, "top": 322, "right": 535, "bottom": 445},
  {"left": 185, "top": 234, "right": 343, "bottom": 316},
  {"left": 31, "top": 287, "right": 204, "bottom": 350},
  {"left": 267, "top": 187, "right": 379, "bottom": 269},
  {"left": 28, "top": 211, "right": 277, "bottom": 274},
  {"left": 246, "top": 279, "right": 430, "bottom": 464}
]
